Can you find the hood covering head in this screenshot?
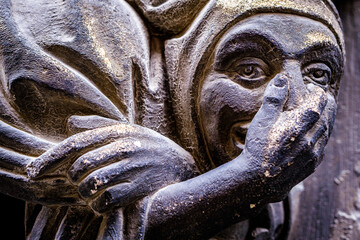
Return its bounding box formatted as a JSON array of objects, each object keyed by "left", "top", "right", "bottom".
[{"left": 164, "top": 0, "right": 345, "bottom": 172}]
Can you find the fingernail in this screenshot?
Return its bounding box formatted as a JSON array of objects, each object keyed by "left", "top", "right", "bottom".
[{"left": 274, "top": 75, "right": 287, "bottom": 87}]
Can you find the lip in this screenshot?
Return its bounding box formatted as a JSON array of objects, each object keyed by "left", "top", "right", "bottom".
[{"left": 230, "top": 120, "right": 251, "bottom": 150}]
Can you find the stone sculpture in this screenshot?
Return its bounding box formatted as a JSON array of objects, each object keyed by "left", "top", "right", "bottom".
[{"left": 0, "top": 0, "right": 344, "bottom": 239}]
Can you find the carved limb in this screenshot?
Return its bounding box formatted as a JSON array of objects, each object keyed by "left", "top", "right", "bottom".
[{"left": 143, "top": 75, "right": 330, "bottom": 239}]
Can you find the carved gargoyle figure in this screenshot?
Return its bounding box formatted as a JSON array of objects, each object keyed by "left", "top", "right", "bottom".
[{"left": 0, "top": 0, "right": 344, "bottom": 239}]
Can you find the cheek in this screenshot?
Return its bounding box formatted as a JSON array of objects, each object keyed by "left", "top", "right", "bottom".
[
  {"left": 199, "top": 77, "right": 266, "bottom": 160},
  {"left": 199, "top": 78, "right": 265, "bottom": 125}
]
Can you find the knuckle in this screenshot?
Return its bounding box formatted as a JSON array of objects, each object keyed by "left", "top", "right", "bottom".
[
  {"left": 103, "top": 189, "right": 114, "bottom": 205},
  {"left": 273, "top": 75, "right": 288, "bottom": 87},
  {"left": 264, "top": 96, "right": 282, "bottom": 105},
  {"left": 302, "top": 109, "right": 320, "bottom": 123}
]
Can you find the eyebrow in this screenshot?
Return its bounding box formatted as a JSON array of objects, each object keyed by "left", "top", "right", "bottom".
[
  {"left": 299, "top": 43, "right": 343, "bottom": 72},
  {"left": 216, "top": 31, "right": 280, "bottom": 55},
  {"left": 215, "top": 29, "right": 342, "bottom": 64},
  {"left": 214, "top": 32, "right": 282, "bottom": 70}
]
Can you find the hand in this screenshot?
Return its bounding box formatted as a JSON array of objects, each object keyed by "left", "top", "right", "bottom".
[
  {"left": 27, "top": 123, "right": 199, "bottom": 213},
  {"left": 243, "top": 74, "right": 332, "bottom": 198},
  {"left": 0, "top": 168, "right": 85, "bottom": 205},
  {"left": 0, "top": 121, "right": 84, "bottom": 205}
]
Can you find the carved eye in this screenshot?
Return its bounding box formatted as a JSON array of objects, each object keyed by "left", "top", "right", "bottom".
[
  {"left": 230, "top": 57, "right": 270, "bottom": 88},
  {"left": 302, "top": 63, "right": 331, "bottom": 86},
  {"left": 239, "top": 65, "right": 264, "bottom": 79}
]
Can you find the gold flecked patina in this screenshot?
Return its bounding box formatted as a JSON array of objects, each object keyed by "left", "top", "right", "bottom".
[
  {"left": 266, "top": 87, "right": 326, "bottom": 159},
  {"left": 167, "top": 1, "right": 344, "bottom": 172},
  {"left": 84, "top": 18, "right": 113, "bottom": 71},
  {"left": 305, "top": 31, "right": 335, "bottom": 46},
  {"left": 0, "top": 0, "right": 346, "bottom": 238},
  {"left": 217, "top": 0, "right": 299, "bottom": 12},
  {"left": 215, "top": 0, "right": 344, "bottom": 54},
  {"left": 217, "top": 0, "right": 244, "bottom": 12}
]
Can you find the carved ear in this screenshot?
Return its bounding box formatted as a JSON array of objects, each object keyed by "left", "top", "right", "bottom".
[{"left": 126, "top": 0, "right": 208, "bottom": 35}]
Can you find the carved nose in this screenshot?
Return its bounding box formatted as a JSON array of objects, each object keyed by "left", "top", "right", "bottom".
[{"left": 280, "top": 60, "right": 307, "bottom": 111}]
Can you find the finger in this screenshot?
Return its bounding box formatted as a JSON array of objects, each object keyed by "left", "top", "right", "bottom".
[
  {"left": 305, "top": 118, "right": 328, "bottom": 148},
  {"left": 292, "top": 87, "right": 328, "bottom": 136},
  {"left": 267, "top": 87, "right": 327, "bottom": 152},
  {"left": 271, "top": 117, "right": 329, "bottom": 180},
  {"left": 77, "top": 148, "right": 194, "bottom": 201},
  {"left": 295, "top": 133, "right": 328, "bottom": 180},
  {"left": 253, "top": 74, "right": 289, "bottom": 128},
  {"left": 0, "top": 147, "right": 34, "bottom": 173},
  {"left": 280, "top": 118, "right": 328, "bottom": 168},
  {"left": 66, "top": 115, "right": 122, "bottom": 135},
  {"left": 305, "top": 97, "right": 334, "bottom": 169},
  {"left": 68, "top": 138, "right": 142, "bottom": 183},
  {"left": 245, "top": 74, "right": 289, "bottom": 155},
  {"left": 96, "top": 209, "right": 124, "bottom": 239},
  {"left": 283, "top": 151, "right": 318, "bottom": 188},
  {"left": 310, "top": 133, "right": 329, "bottom": 168},
  {"left": 90, "top": 181, "right": 148, "bottom": 214},
  {"left": 0, "top": 168, "right": 83, "bottom": 205},
  {"left": 77, "top": 157, "right": 147, "bottom": 199},
  {"left": 27, "top": 124, "right": 141, "bottom": 178}
]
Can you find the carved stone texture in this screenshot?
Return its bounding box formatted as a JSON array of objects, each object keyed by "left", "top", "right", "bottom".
[
  {"left": 0, "top": 0, "right": 345, "bottom": 240},
  {"left": 286, "top": 0, "right": 360, "bottom": 239}
]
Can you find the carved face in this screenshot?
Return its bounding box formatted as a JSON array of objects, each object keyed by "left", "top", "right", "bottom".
[{"left": 199, "top": 14, "right": 343, "bottom": 167}]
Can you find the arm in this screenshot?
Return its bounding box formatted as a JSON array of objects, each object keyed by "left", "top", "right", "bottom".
[
  {"left": 144, "top": 75, "right": 330, "bottom": 239},
  {"left": 0, "top": 0, "right": 128, "bottom": 205},
  {"left": 27, "top": 122, "right": 199, "bottom": 212},
  {"left": 25, "top": 75, "right": 327, "bottom": 239},
  {"left": 145, "top": 153, "right": 265, "bottom": 240}
]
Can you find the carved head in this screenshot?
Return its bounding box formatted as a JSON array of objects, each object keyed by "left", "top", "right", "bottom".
[{"left": 166, "top": 0, "right": 345, "bottom": 172}]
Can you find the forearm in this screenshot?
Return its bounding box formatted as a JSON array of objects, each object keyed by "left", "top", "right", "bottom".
[{"left": 144, "top": 153, "right": 273, "bottom": 240}]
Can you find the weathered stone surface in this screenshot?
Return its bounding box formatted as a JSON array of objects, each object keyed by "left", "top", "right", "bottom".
[{"left": 0, "top": 0, "right": 346, "bottom": 239}]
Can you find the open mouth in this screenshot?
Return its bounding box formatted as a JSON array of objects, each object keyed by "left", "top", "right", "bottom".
[{"left": 230, "top": 121, "right": 251, "bottom": 150}]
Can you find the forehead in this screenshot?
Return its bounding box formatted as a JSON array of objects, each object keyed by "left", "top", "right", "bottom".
[{"left": 217, "top": 13, "right": 339, "bottom": 56}]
